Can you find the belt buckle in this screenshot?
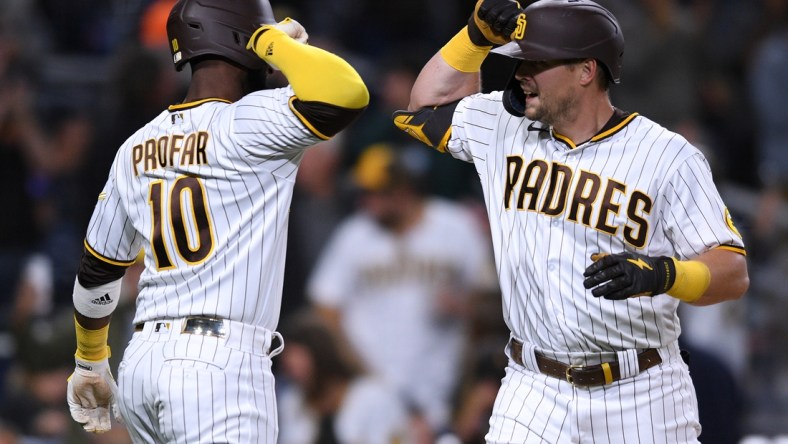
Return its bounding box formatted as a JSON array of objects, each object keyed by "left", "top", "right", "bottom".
[
  {"left": 182, "top": 317, "right": 226, "bottom": 338},
  {"left": 565, "top": 364, "right": 583, "bottom": 385}
]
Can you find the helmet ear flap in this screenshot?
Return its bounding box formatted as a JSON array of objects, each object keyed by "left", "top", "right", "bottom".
[{"left": 502, "top": 63, "right": 525, "bottom": 117}]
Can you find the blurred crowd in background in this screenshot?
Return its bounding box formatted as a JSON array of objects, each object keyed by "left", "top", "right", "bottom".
[{"left": 0, "top": 0, "right": 786, "bottom": 443}]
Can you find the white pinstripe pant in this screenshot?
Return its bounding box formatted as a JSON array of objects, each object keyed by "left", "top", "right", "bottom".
[
  {"left": 486, "top": 341, "right": 701, "bottom": 443},
  {"left": 116, "top": 319, "right": 283, "bottom": 444}
]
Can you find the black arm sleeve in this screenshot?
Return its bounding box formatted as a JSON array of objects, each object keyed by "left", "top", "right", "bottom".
[{"left": 77, "top": 247, "right": 128, "bottom": 288}]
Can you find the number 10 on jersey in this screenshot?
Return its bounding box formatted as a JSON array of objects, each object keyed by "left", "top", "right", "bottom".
[{"left": 148, "top": 176, "right": 215, "bottom": 270}]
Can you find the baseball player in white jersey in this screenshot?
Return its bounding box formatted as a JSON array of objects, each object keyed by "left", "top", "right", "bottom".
[
  {"left": 393, "top": 0, "right": 749, "bottom": 442},
  {"left": 64, "top": 0, "right": 368, "bottom": 442},
  {"left": 308, "top": 143, "right": 495, "bottom": 438}
]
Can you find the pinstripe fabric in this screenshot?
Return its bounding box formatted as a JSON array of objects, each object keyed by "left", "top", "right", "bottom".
[
  {"left": 445, "top": 92, "right": 743, "bottom": 443},
  {"left": 487, "top": 343, "right": 700, "bottom": 443},
  {"left": 117, "top": 321, "right": 280, "bottom": 443},
  {"left": 84, "top": 85, "right": 321, "bottom": 442},
  {"left": 448, "top": 91, "right": 744, "bottom": 355},
  {"left": 85, "top": 86, "right": 319, "bottom": 329}
]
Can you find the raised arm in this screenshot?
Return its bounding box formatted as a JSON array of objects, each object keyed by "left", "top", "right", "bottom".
[
  {"left": 247, "top": 19, "right": 369, "bottom": 139},
  {"left": 394, "top": 0, "right": 528, "bottom": 150},
  {"left": 408, "top": 39, "right": 484, "bottom": 111}
]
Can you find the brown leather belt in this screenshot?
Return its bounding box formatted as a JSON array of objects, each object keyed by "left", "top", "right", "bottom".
[
  {"left": 134, "top": 316, "right": 226, "bottom": 338},
  {"left": 510, "top": 338, "right": 662, "bottom": 387}
]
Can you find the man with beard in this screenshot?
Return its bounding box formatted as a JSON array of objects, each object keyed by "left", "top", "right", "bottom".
[{"left": 392, "top": 0, "right": 749, "bottom": 441}]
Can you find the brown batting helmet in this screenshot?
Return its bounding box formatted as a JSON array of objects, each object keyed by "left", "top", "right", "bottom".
[
  {"left": 166, "top": 0, "right": 276, "bottom": 72},
  {"left": 492, "top": 0, "right": 624, "bottom": 116}
]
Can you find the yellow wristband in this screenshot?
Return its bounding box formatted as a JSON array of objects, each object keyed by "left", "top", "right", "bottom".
[
  {"left": 667, "top": 258, "right": 711, "bottom": 303},
  {"left": 439, "top": 26, "right": 492, "bottom": 73},
  {"left": 74, "top": 316, "right": 110, "bottom": 362}
]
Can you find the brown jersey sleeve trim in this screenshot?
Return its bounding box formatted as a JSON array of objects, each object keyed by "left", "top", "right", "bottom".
[
  {"left": 84, "top": 240, "right": 137, "bottom": 267},
  {"left": 715, "top": 244, "right": 747, "bottom": 256},
  {"left": 288, "top": 96, "right": 366, "bottom": 140}
]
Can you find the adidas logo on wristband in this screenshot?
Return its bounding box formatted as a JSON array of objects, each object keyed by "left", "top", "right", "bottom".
[{"left": 91, "top": 294, "right": 113, "bottom": 306}]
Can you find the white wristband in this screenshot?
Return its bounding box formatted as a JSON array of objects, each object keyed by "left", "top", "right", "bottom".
[{"left": 73, "top": 277, "right": 122, "bottom": 318}]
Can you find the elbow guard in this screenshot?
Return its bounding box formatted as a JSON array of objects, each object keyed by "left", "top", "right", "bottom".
[{"left": 392, "top": 100, "right": 460, "bottom": 153}]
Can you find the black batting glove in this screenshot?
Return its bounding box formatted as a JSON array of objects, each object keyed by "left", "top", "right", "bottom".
[
  {"left": 467, "top": 0, "right": 530, "bottom": 46},
  {"left": 582, "top": 252, "right": 676, "bottom": 300}
]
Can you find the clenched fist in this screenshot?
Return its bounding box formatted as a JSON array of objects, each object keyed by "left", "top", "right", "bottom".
[{"left": 468, "top": 0, "right": 530, "bottom": 46}]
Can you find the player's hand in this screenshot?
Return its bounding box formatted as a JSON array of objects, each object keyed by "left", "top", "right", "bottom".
[
  {"left": 467, "top": 0, "right": 529, "bottom": 46},
  {"left": 67, "top": 357, "right": 122, "bottom": 433},
  {"left": 247, "top": 18, "right": 308, "bottom": 71},
  {"left": 273, "top": 17, "right": 308, "bottom": 44},
  {"left": 582, "top": 252, "right": 676, "bottom": 300}
]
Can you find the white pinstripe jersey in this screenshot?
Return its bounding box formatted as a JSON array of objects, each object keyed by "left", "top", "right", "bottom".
[
  {"left": 447, "top": 91, "right": 745, "bottom": 355},
  {"left": 85, "top": 86, "right": 321, "bottom": 330}
]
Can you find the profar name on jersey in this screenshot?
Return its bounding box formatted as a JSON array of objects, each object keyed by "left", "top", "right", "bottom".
[
  {"left": 504, "top": 156, "right": 652, "bottom": 249},
  {"left": 131, "top": 131, "right": 209, "bottom": 176}
]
